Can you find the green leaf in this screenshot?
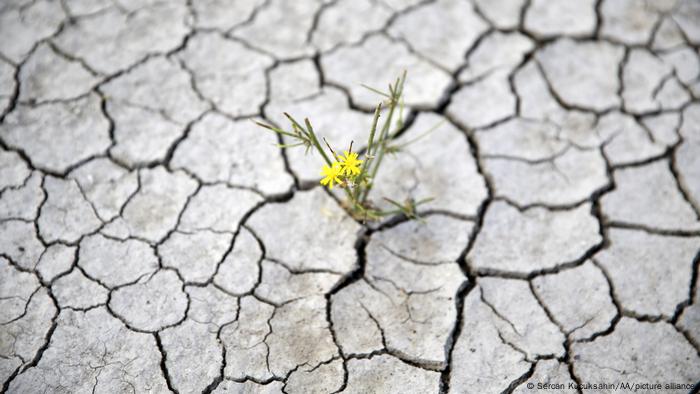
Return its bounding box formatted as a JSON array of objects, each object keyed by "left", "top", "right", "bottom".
[
  {"left": 415, "top": 197, "right": 435, "bottom": 205},
  {"left": 361, "top": 84, "right": 390, "bottom": 98},
  {"left": 277, "top": 142, "right": 306, "bottom": 149},
  {"left": 382, "top": 197, "right": 406, "bottom": 210},
  {"left": 392, "top": 119, "right": 444, "bottom": 149}
]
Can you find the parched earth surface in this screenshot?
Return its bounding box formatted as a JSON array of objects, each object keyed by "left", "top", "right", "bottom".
[{"left": 1, "top": 0, "right": 700, "bottom": 393}]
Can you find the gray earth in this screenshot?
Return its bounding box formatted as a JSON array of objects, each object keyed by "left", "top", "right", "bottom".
[{"left": 1, "top": 0, "right": 700, "bottom": 393}]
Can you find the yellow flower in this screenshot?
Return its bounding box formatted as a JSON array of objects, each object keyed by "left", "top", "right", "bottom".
[
  {"left": 320, "top": 162, "right": 343, "bottom": 189},
  {"left": 338, "top": 150, "right": 363, "bottom": 177}
]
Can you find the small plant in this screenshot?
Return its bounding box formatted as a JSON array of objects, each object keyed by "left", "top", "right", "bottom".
[{"left": 257, "top": 72, "right": 434, "bottom": 222}]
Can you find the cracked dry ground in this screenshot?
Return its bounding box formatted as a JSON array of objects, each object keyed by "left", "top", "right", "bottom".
[{"left": 2, "top": 1, "right": 700, "bottom": 394}]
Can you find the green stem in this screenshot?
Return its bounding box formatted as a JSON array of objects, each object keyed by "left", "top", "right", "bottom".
[
  {"left": 361, "top": 94, "right": 398, "bottom": 203},
  {"left": 353, "top": 104, "right": 382, "bottom": 201},
  {"left": 305, "top": 119, "right": 333, "bottom": 166}
]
